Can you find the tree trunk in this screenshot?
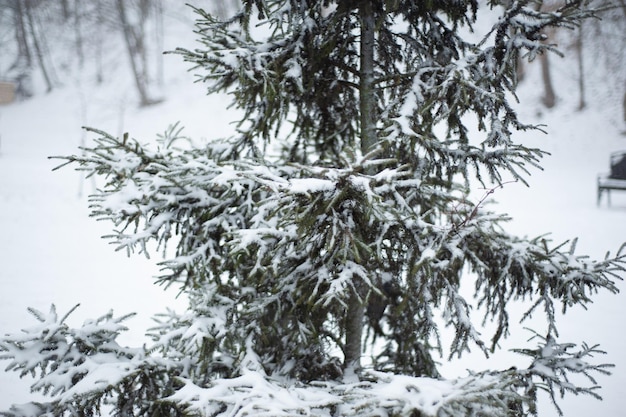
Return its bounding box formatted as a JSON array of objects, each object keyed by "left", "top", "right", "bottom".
[
  {"left": 60, "top": 0, "right": 70, "bottom": 20},
  {"left": 344, "top": 288, "right": 365, "bottom": 376},
  {"left": 138, "top": 0, "right": 150, "bottom": 84},
  {"left": 11, "top": 1, "right": 32, "bottom": 98},
  {"left": 575, "top": 25, "right": 585, "bottom": 111},
  {"left": 359, "top": 1, "right": 377, "bottom": 155},
  {"left": 12, "top": 0, "right": 32, "bottom": 69},
  {"left": 536, "top": 2, "right": 556, "bottom": 109},
  {"left": 116, "top": 0, "right": 156, "bottom": 106},
  {"left": 95, "top": 0, "right": 103, "bottom": 83},
  {"left": 343, "top": 1, "right": 379, "bottom": 376},
  {"left": 622, "top": 81, "right": 626, "bottom": 124},
  {"left": 516, "top": 55, "right": 525, "bottom": 84},
  {"left": 540, "top": 51, "right": 556, "bottom": 108},
  {"left": 74, "top": 0, "right": 84, "bottom": 68},
  {"left": 621, "top": 1, "right": 626, "bottom": 123},
  {"left": 25, "top": 0, "right": 53, "bottom": 93},
  {"left": 154, "top": 0, "right": 164, "bottom": 86}
]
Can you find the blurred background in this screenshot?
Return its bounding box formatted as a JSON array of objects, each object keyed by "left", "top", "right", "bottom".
[{"left": 0, "top": 1, "right": 625, "bottom": 416}]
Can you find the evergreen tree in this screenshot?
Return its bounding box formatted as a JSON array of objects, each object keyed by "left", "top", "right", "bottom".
[{"left": 1, "top": 1, "right": 624, "bottom": 416}]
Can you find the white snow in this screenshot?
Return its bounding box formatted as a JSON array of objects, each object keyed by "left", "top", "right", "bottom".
[
  {"left": 288, "top": 177, "right": 335, "bottom": 195},
  {"left": 167, "top": 369, "right": 510, "bottom": 417},
  {"left": 0, "top": 5, "right": 625, "bottom": 417}
]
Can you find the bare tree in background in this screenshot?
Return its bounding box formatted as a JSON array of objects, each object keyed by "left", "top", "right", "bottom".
[
  {"left": 1, "top": 0, "right": 167, "bottom": 104},
  {"left": 575, "top": 23, "right": 585, "bottom": 110},
  {"left": 154, "top": 0, "right": 164, "bottom": 87},
  {"left": 539, "top": 49, "right": 557, "bottom": 108},
  {"left": 116, "top": 0, "right": 159, "bottom": 106},
  {"left": 94, "top": 0, "right": 107, "bottom": 84},
  {"left": 587, "top": 0, "right": 626, "bottom": 122},
  {"left": 73, "top": 0, "right": 84, "bottom": 68},
  {"left": 514, "top": 0, "right": 625, "bottom": 118},
  {"left": 11, "top": 0, "right": 31, "bottom": 69},
  {"left": 538, "top": 1, "right": 559, "bottom": 108},
  {"left": 618, "top": 0, "right": 626, "bottom": 123},
  {"left": 25, "top": 0, "right": 55, "bottom": 92},
  {"left": 623, "top": 79, "right": 626, "bottom": 123},
  {"left": 9, "top": 0, "right": 33, "bottom": 97},
  {"left": 3, "top": 0, "right": 59, "bottom": 96}
]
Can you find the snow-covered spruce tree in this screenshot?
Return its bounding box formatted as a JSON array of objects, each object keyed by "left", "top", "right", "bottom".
[{"left": 2, "top": 1, "right": 625, "bottom": 416}]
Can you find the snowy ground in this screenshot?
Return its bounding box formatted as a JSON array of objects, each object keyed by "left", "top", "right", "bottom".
[{"left": 1, "top": 7, "right": 625, "bottom": 416}]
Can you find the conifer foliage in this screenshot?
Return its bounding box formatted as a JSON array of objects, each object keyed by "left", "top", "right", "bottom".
[{"left": 2, "top": 1, "right": 625, "bottom": 416}]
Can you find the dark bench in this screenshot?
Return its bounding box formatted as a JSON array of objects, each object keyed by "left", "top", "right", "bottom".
[{"left": 597, "top": 151, "right": 626, "bottom": 206}]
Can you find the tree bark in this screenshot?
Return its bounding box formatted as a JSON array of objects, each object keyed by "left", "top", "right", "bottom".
[
  {"left": 344, "top": 289, "right": 365, "bottom": 376},
  {"left": 621, "top": 1, "right": 626, "bottom": 123},
  {"left": 95, "top": 0, "right": 104, "bottom": 83},
  {"left": 74, "top": 0, "right": 84, "bottom": 68},
  {"left": 12, "top": 0, "right": 32, "bottom": 69},
  {"left": 60, "top": 0, "right": 70, "bottom": 20},
  {"left": 154, "top": 0, "right": 164, "bottom": 86},
  {"left": 138, "top": 0, "right": 150, "bottom": 83},
  {"left": 25, "top": 0, "right": 53, "bottom": 92},
  {"left": 540, "top": 51, "right": 556, "bottom": 108},
  {"left": 116, "top": 0, "right": 156, "bottom": 106},
  {"left": 536, "top": 2, "right": 556, "bottom": 109},
  {"left": 575, "top": 25, "right": 585, "bottom": 111},
  {"left": 343, "top": 1, "right": 379, "bottom": 376},
  {"left": 623, "top": 80, "right": 626, "bottom": 123},
  {"left": 359, "top": 1, "right": 377, "bottom": 155}
]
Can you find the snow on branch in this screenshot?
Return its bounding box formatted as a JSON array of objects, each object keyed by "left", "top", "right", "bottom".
[
  {"left": 514, "top": 330, "right": 615, "bottom": 416},
  {"left": 0, "top": 304, "right": 616, "bottom": 417},
  {"left": 168, "top": 369, "right": 523, "bottom": 417},
  {"left": 0, "top": 305, "right": 162, "bottom": 416},
  {"left": 51, "top": 128, "right": 626, "bottom": 370}
]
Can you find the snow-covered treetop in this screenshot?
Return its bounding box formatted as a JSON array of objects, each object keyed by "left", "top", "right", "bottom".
[{"left": 174, "top": 0, "right": 593, "bottom": 185}]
